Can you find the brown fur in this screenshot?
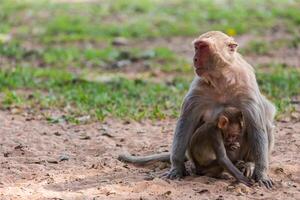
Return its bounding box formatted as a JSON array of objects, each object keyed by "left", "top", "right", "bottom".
[{"left": 188, "top": 107, "right": 244, "bottom": 177}]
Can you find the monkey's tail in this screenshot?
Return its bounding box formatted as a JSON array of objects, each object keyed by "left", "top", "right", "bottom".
[{"left": 118, "top": 152, "right": 170, "bottom": 165}]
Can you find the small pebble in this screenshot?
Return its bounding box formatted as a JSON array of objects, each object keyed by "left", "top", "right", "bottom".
[{"left": 59, "top": 154, "right": 69, "bottom": 162}]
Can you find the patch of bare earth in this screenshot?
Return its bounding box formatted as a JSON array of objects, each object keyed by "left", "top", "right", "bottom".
[{"left": 0, "top": 110, "right": 299, "bottom": 200}]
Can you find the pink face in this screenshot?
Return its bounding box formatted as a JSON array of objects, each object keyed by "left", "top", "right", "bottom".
[
  {"left": 193, "top": 40, "right": 210, "bottom": 76},
  {"left": 192, "top": 32, "right": 239, "bottom": 77}
]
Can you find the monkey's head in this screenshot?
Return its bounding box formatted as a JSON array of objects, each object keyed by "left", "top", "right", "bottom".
[
  {"left": 192, "top": 31, "right": 238, "bottom": 77},
  {"left": 217, "top": 107, "right": 243, "bottom": 150}
]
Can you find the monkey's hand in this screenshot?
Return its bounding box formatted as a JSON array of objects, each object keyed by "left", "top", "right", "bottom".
[
  {"left": 253, "top": 169, "right": 273, "bottom": 189},
  {"left": 237, "top": 175, "right": 253, "bottom": 187},
  {"left": 161, "top": 166, "right": 189, "bottom": 180},
  {"left": 236, "top": 161, "right": 254, "bottom": 178}
]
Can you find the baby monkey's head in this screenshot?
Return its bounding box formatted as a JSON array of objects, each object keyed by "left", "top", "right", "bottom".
[{"left": 217, "top": 106, "right": 243, "bottom": 150}]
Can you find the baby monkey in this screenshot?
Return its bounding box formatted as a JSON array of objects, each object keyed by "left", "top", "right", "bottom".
[
  {"left": 219, "top": 106, "right": 242, "bottom": 160},
  {"left": 188, "top": 106, "right": 253, "bottom": 185}
]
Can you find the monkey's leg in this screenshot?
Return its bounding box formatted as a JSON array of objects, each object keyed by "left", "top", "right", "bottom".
[
  {"left": 194, "top": 165, "right": 205, "bottom": 176},
  {"left": 198, "top": 160, "right": 224, "bottom": 178},
  {"left": 263, "top": 97, "right": 276, "bottom": 153},
  {"left": 248, "top": 127, "right": 273, "bottom": 188},
  {"left": 243, "top": 106, "right": 273, "bottom": 188},
  {"left": 204, "top": 166, "right": 224, "bottom": 178},
  {"left": 164, "top": 112, "right": 202, "bottom": 179}
]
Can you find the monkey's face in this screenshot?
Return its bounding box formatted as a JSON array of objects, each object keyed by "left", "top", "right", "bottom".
[
  {"left": 192, "top": 31, "right": 238, "bottom": 77},
  {"left": 193, "top": 39, "right": 213, "bottom": 76},
  {"left": 223, "top": 123, "right": 242, "bottom": 150}
]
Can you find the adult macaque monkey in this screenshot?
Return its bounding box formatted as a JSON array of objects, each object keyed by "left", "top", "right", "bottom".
[
  {"left": 119, "top": 31, "right": 275, "bottom": 188},
  {"left": 167, "top": 31, "right": 275, "bottom": 188}
]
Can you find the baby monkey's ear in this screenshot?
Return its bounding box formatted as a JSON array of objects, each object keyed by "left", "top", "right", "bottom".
[{"left": 218, "top": 115, "right": 229, "bottom": 129}]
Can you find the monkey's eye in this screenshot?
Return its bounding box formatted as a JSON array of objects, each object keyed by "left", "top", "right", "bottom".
[{"left": 195, "top": 46, "right": 198, "bottom": 50}]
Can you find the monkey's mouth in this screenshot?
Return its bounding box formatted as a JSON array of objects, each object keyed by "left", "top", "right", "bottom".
[
  {"left": 195, "top": 67, "right": 205, "bottom": 72},
  {"left": 195, "top": 68, "right": 204, "bottom": 76},
  {"left": 194, "top": 66, "right": 208, "bottom": 76},
  {"left": 226, "top": 142, "right": 240, "bottom": 151},
  {"left": 194, "top": 57, "right": 207, "bottom": 68}
]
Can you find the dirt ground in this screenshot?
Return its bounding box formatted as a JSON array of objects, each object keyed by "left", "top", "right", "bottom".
[{"left": 0, "top": 109, "right": 299, "bottom": 200}]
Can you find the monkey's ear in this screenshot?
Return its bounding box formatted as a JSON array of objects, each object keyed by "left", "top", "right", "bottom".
[
  {"left": 218, "top": 115, "right": 228, "bottom": 129},
  {"left": 228, "top": 43, "right": 238, "bottom": 52},
  {"left": 192, "top": 39, "right": 198, "bottom": 46}
]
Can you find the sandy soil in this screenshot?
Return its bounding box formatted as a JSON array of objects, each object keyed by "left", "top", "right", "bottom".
[{"left": 0, "top": 109, "right": 299, "bottom": 200}]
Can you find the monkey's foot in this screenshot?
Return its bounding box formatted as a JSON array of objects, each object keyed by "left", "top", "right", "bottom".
[
  {"left": 161, "top": 167, "right": 189, "bottom": 180},
  {"left": 253, "top": 172, "right": 274, "bottom": 189},
  {"left": 257, "top": 177, "right": 273, "bottom": 189}
]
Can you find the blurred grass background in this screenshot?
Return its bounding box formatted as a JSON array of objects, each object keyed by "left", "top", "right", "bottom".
[{"left": 0, "top": 0, "right": 299, "bottom": 122}]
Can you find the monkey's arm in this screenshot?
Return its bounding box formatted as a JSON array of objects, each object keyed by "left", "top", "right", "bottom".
[
  {"left": 246, "top": 123, "right": 273, "bottom": 188},
  {"left": 210, "top": 128, "right": 252, "bottom": 186},
  {"left": 243, "top": 102, "right": 274, "bottom": 188},
  {"left": 165, "top": 96, "right": 203, "bottom": 179}
]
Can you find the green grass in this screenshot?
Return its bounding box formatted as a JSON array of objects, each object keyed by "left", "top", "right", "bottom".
[
  {"left": 0, "top": 65, "right": 298, "bottom": 122},
  {"left": 257, "top": 65, "right": 300, "bottom": 115},
  {"left": 242, "top": 41, "right": 271, "bottom": 55},
  {"left": 0, "top": 41, "right": 190, "bottom": 71},
  {"left": 1, "top": 0, "right": 299, "bottom": 41},
  {"left": 241, "top": 36, "right": 300, "bottom": 56},
  {"left": 0, "top": 0, "right": 299, "bottom": 122},
  {"left": 0, "top": 67, "right": 190, "bottom": 121},
  {"left": 34, "top": 1, "right": 300, "bottom": 40},
  {"left": 0, "top": 0, "right": 299, "bottom": 71}
]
